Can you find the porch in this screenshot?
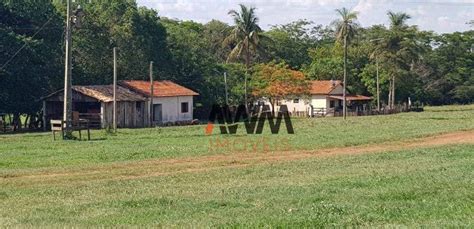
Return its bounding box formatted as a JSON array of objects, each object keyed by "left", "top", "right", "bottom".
[
  {"left": 41, "top": 85, "right": 148, "bottom": 130},
  {"left": 312, "top": 95, "right": 373, "bottom": 117}
]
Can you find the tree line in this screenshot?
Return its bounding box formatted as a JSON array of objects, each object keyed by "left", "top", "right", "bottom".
[{"left": 0, "top": 0, "right": 472, "bottom": 127}]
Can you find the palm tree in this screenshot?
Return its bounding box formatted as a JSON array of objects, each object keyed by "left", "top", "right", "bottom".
[
  {"left": 386, "top": 11, "right": 411, "bottom": 109},
  {"left": 333, "top": 7, "right": 358, "bottom": 120},
  {"left": 225, "top": 4, "right": 263, "bottom": 108},
  {"left": 388, "top": 11, "right": 411, "bottom": 28}
]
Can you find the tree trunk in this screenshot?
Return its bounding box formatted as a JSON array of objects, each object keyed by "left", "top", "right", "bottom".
[
  {"left": 388, "top": 78, "right": 392, "bottom": 110},
  {"left": 12, "top": 113, "right": 21, "bottom": 131},
  {"left": 29, "top": 114, "right": 38, "bottom": 129},
  {"left": 343, "top": 35, "right": 348, "bottom": 120},
  {"left": 391, "top": 75, "right": 396, "bottom": 109},
  {"left": 245, "top": 38, "right": 250, "bottom": 111},
  {"left": 24, "top": 115, "right": 29, "bottom": 129}
]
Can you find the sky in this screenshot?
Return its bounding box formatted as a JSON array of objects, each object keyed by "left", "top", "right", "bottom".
[{"left": 136, "top": 0, "right": 473, "bottom": 33}]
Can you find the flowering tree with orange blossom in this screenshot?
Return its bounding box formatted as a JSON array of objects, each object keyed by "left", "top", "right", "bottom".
[{"left": 252, "top": 62, "right": 310, "bottom": 115}]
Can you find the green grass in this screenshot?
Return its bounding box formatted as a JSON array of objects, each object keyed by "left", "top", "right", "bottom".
[
  {"left": 0, "top": 144, "right": 472, "bottom": 227},
  {"left": 0, "top": 104, "right": 473, "bottom": 171},
  {"left": 424, "top": 104, "right": 474, "bottom": 112},
  {"left": 0, "top": 104, "right": 473, "bottom": 226}
]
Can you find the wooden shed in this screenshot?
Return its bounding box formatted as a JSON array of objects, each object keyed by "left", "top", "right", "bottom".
[{"left": 42, "top": 85, "right": 149, "bottom": 129}]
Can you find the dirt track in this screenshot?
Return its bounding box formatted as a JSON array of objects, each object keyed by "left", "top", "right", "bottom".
[{"left": 2, "top": 130, "right": 474, "bottom": 183}]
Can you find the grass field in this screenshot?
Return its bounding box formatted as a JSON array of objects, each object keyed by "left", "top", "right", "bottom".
[{"left": 0, "top": 105, "right": 473, "bottom": 226}]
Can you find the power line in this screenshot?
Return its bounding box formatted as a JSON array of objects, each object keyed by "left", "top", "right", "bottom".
[
  {"left": 0, "top": 18, "right": 54, "bottom": 71},
  {"left": 2, "top": 27, "right": 63, "bottom": 30}
]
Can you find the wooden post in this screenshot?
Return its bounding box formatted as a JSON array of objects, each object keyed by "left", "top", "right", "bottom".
[
  {"left": 63, "top": 0, "right": 73, "bottom": 137},
  {"left": 343, "top": 34, "right": 347, "bottom": 120},
  {"left": 376, "top": 56, "right": 380, "bottom": 112},
  {"left": 388, "top": 79, "right": 392, "bottom": 110},
  {"left": 87, "top": 120, "right": 90, "bottom": 140},
  {"left": 42, "top": 101, "right": 47, "bottom": 131},
  {"left": 113, "top": 47, "right": 117, "bottom": 132},
  {"left": 61, "top": 120, "right": 65, "bottom": 140},
  {"left": 224, "top": 72, "right": 228, "bottom": 105},
  {"left": 392, "top": 75, "right": 396, "bottom": 109},
  {"left": 149, "top": 61, "right": 154, "bottom": 127}
]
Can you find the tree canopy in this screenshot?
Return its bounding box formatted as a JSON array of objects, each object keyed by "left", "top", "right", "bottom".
[
  {"left": 252, "top": 62, "right": 310, "bottom": 112},
  {"left": 0, "top": 1, "right": 472, "bottom": 127}
]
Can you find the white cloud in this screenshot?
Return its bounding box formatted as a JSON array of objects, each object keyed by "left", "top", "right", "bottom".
[
  {"left": 438, "top": 16, "right": 449, "bottom": 22},
  {"left": 137, "top": 0, "right": 474, "bottom": 33}
]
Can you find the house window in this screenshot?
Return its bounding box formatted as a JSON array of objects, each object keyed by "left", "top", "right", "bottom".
[
  {"left": 330, "top": 100, "right": 335, "bottom": 108},
  {"left": 293, "top": 99, "right": 299, "bottom": 103},
  {"left": 136, "top": 102, "right": 141, "bottom": 110},
  {"left": 181, "top": 102, "right": 189, "bottom": 113}
]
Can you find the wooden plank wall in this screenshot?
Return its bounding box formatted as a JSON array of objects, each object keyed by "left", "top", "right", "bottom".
[{"left": 102, "top": 101, "right": 148, "bottom": 128}]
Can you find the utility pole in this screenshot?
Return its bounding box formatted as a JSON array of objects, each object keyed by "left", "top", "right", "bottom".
[
  {"left": 149, "top": 61, "right": 154, "bottom": 127},
  {"left": 62, "top": 1, "right": 84, "bottom": 139},
  {"left": 113, "top": 47, "right": 117, "bottom": 132},
  {"left": 370, "top": 38, "right": 384, "bottom": 113},
  {"left": 224, "top": 72, "right": 228, "bottom": 105},
  {"left": 342, "top": 34, "right": 347, "bottom": 120},
  {"left": 63, "top": 0, "right": 73, "bottom": 137},
  {"left": 376, "top": 56, "right": 380, "bottom": 112}
]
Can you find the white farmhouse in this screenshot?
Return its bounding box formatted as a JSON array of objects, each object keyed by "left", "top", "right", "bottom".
[
  {"left": 120, "top": 80, "right": 199, "bottom": 124},
  {"left": 271, "top": 80, "right": 372, "bottom": 116}
]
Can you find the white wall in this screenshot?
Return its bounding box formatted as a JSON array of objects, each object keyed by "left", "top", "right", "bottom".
[
  {"left": 279, "top": 98, "right": 309, "bottom": 113},
  {"left": 311, "top": 95, "right": 327, "bottom": 109},
  {"left": 260, "top": 98, "right": 309, "bottom": 113},
  {"left": 263, "top": 96, "right": 329, "bottom": 115},
  {"left": 260, "top": 85, "right": 348, "bottom": 116},
  {"left": 149, "top": 95, "right": 194, "bottom": 123}
]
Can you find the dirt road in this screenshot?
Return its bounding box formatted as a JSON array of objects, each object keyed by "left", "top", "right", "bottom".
[{"left": 2, "top": 130, "right": 473, "bottom": 184}]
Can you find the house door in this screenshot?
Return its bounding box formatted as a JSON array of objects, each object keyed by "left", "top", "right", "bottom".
[
  {"left": 153, "top": 104, "right": 162, "bottom": 123},
  {"left": 136, "top": 102, "right": 144, "bottom": 127}
]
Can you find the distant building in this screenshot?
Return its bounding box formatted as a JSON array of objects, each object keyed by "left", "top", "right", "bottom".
[
  {"left": 41, "top": 80, "right": 199, "bottom": 129},
  {"left": 42, "top": 85, "right": 148, "bottom": 129},
  {"left": 120, "top": 80, "right": 199, "bottom": 124},
  {"left": 265, "top": 80, "right": 372, "bottom": 116}
]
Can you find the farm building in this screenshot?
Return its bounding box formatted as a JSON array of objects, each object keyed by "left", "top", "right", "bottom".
[
  {"left": 268, "top": 80, "right": 372, "bottom": 116},
  {"left": 42, "top": 85, "right": 148, "bottom": 129},
  {"left": 120, "top": 80, "right": 199, "bottom": 124}
]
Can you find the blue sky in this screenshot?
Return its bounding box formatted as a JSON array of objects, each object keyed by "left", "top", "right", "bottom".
[{"left": 137, "top": 0, "right": 473, "bottom": 33}]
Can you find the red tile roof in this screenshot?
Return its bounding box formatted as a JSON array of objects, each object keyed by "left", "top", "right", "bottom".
[
  {"left": 328, "top": 95, "right": 372, "bottom": 101},
  {"left": 120, "top": 80, "right": 199, "bottom": 97},
  {"left": 310, "top": 80, "right": 342, "bottom": 95}
]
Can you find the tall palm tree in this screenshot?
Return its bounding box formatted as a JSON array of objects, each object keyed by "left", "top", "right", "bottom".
[
  {"left": 333, "top": 7, "right": 358, "bottom": 120},
  {"left": 386, "top": 11, "right": 411, "bottom": 109},
  {"left": 225, "top": 4, "right": 263, "bottom": 108},
  {"left": 388, "top": 11, "right": 411, "bottom": 28}
]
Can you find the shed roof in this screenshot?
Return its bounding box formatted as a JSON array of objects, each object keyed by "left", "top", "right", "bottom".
[
  {"left": 41, "top": 85, "right": 147, "bottom": 102},
  {"left": 120, "top": 80, "right": 199, "bottom": 97},
  {"left": 73, "top": 85, "right": 146, "bottom": 102},
  {"left": 310, "top": 80, "right": 342, "bottom": 95},
  {"left": 328, "top": 95, "right": 372, "bottom": 101}
]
